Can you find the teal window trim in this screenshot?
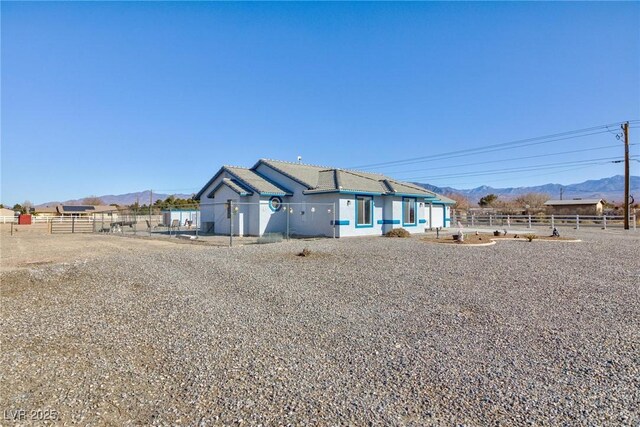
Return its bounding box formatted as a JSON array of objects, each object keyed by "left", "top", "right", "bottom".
[
  {"left": 402, "top": 197, "right": 417, "bottom": 227},
  {"left": 355, "top": 195, "right": 374, "bottom": 228},
  {"left": 377, "top": 219, "right": 400, "bottom": 225}
]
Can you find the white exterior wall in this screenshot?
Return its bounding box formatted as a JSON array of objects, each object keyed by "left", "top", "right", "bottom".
[
  {"left": 333, "top": 195, "right": 383, "bottom": 237},
  {"left": 258, "top": 198, "right": 286, "bottom": 235},
  {"left": 198, "top": 171, "right": 260, "bottom": 236},
  {"left": 287, "top": 193, "right": 337, "bottom": 237},
  {"left": 254, "top": 164, "right": 337, "bottom": 237}
]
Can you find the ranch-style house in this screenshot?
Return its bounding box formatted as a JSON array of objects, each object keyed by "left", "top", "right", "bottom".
[{"left": 195, "top": 159, "right": 454, "bottom": 237}]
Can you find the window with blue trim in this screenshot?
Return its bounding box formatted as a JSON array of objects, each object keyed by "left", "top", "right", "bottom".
[
  {"left": 403, "top": 198, "right": 416, "bottom": 225},
  {"left": 356, "top": 196, "right": 373, "bottom": 226}
]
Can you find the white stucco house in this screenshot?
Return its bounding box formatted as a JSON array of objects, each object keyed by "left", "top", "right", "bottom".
[{"left": 195, "top": 159, "right": 454, "bottom": 237}]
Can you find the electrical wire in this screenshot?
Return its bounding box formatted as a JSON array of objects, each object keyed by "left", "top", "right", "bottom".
[
  {"left": 351, "top": 130, "right": 613, "bottom": 170},
  {"left": 348, "top": 121, "right": 633, "bottom": 170},
  {"left": 399, "top": 156, "right": 635, "bottom": 181},
  {"left": 428, "top": 164, "right": 601, "bottom": 188},
  {"left": 386, "top": 144, "right": 625, "bottom": 176}
]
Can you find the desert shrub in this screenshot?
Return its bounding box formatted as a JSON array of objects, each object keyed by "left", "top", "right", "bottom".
[
  {"left": 298, "top": 248, "right": 312, "bottom": 257},
  {"left": 523, "top": 233, "right": 537, "bottom": 242},
  {"left": 385, "top": 228, "right": 411, "bottom": 238}
]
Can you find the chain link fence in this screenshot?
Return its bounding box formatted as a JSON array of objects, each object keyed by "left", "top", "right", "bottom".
[
  {"left": 200, "top": 201, "right": 336, "bottom": 245},
  {"left": 43, "top": 202, "right": 337, "bottom": 245}
]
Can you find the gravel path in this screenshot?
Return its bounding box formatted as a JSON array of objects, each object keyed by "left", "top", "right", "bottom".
[{"left": 1, "top": 229, "right": 639, "bottom": 425}]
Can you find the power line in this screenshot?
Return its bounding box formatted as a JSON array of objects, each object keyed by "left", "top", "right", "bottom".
[
  {"left": 352, "top": 130, "right": 613, "bottom": 170},
  {"left": 429, "top": 164, "right": 601, "bottom": 188},
  {"left": 347, "top": 121, "right": 632, "bottom": 170},
  {"left": 400, "top": 156, "right": 634, "bottom": 181},
  {"left": 386, "top": 144, "right": 625, "bottom": 176}
]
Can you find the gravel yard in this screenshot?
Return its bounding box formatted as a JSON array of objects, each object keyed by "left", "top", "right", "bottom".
[{"left": 1, "top": 227, "right": 639, "bottom": 425}]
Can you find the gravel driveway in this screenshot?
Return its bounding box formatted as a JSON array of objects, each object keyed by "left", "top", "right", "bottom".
[{"left": 1, "top": 229, "right": 639, "bottom": 425}]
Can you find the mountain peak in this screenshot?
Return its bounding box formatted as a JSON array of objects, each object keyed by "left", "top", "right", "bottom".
[{"left": 414, "top": 175, "right": 639, "bottom": 204}]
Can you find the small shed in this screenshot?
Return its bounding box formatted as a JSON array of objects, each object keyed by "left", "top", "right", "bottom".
[
  {"left": 0, "top": 207, "right": 17, "bottom": 222},
  {"left": 544, "top": 199, "right": 604, "bottom": 216},
  {"left": 162, "top": 209, "right": 200, "bottom": 228}
]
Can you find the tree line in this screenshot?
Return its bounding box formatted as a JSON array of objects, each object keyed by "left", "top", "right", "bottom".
[
  {"left": 447, "top": 192, "right": 636, "bottom": 214},
  {"left": 2, "top": 195, "right": 199, "bottom": 214}
]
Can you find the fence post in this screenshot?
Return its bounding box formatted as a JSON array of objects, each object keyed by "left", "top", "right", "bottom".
[
  {"left": 551, "top": 214, "right": 554, "bottom": 229},
  {"left": 603, "top": 215, "right": 607, "bottom": 230},
  {"left": 489, "top": 215, "right": 492, "bottom": 227},
  {"left": 576, "top": 214, "right": 580, "bottom": 230},
  {"left": 71, "top": 216, "right": 75, "bottom": 233},
  {"left": 633, "top": 214, "right": 637, "bottom": 231},
  {"left": 229, "top": 202, "right": 233, "bottom": 247},
  {"left": 471, "top": 214, "right": 474, "bottom": 227},
  {"left": 286, "top": 204, "right": 290, "bottom": 240},
  {"left": 528, "top": 214, "right": 532, "bottom": 229}
]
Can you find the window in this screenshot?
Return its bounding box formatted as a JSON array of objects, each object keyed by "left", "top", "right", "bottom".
[
  {"left": 269, "top": 196, "right": 282, "bottom": 212},
  {"left": 403, "top": 197, "right": 416, "bottom": 226},
  {"left": 356, "top": 196, "right": 373, "bottom": 227}
]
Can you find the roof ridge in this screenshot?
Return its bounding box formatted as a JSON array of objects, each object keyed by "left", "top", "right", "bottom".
[
  {"left": 385, "top": 177, "right": 432, "bottom": 192},
  {"left": 257, "top": 159, "right": 315, "bottom": 188},
  {"left": 260, "top": 158, "right": 398, "bottom": 179},
  {"left": 340, "top": 168, "right": 388, "bottom": 185},
  {"left": 260, "top": 158, "right": 335, "bottom": 170}
]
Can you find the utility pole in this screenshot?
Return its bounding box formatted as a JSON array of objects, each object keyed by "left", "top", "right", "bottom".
[
  {"left": 560, "top": 187, "right": 563, "bottom": 200},
  {"left": 623, "top": 122, "right": 630, "bottom": 230},
  {"left": 149, "top": 189, "right": 153, "bottom": 229}
]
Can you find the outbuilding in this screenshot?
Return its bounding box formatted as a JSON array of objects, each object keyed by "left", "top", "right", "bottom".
[
  {"left": 544, "top": 199, "right": 604, "bottom": 216},
  {"left": 0, "top": 207, "right": 17, "bottom": 223},
  {"left": 195, "top": 159, "right": 454, "bottom": 237},
  {"left": 161, "top": 209, "right": 200, "bottom": 228}
]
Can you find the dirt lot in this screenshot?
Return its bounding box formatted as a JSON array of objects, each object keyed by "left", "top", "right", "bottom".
[{"left": 1, "top": 225, "right": 639, "bottom": 425}]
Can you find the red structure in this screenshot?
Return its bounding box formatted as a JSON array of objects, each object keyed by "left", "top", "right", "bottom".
[{"left": 18, "top": 214, "right": 32, "bottom": 225}]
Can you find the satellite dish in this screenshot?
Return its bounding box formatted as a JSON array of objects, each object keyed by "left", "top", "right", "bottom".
[{"left": 297, "top": 156, "right": 302, "bottom": 163}]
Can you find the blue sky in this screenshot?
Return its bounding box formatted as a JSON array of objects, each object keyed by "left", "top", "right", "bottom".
[{"left": 2, "top": 2, "right": 639, "bottom": 205}]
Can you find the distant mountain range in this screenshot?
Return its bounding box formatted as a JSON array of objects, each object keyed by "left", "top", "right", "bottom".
[
  {"left": 415, "top": 175, "right": 639, "bottom": 204},
  {"left": 36, "top": 175, "right": 638, "bottom": 207},
  {"left": 36, "top": 190, "right": 193, "bottom": 207}
]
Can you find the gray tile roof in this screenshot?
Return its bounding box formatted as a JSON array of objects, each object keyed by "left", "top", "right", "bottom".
[
  {"left": 197, "top": 159, "right": 454, "bottom": 201},
  {"left": 258, "top": 159, "right": 439, "bottom": 197},
  {"left": 225, "top": 167, "right": 291, "bottom": 195},
  {"left": 221, "top": 178, "right": 253, "bottom": 195},
  {"left": 257, "top": 159, "right": 327, "bottom": 188}
]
